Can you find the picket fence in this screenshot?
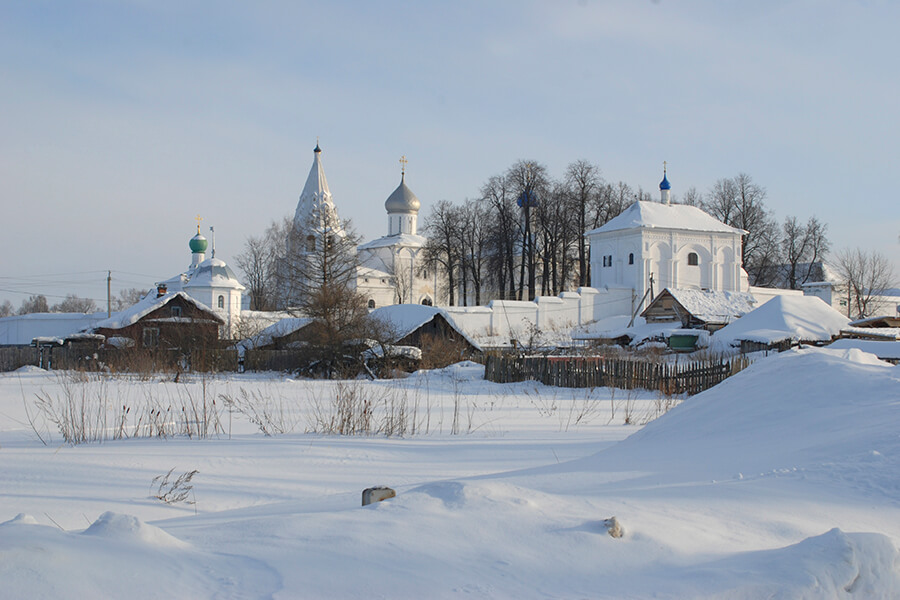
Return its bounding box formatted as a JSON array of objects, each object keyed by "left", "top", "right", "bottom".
[{"left": 483, "top": 354, "right": 751, "bottom": 395}]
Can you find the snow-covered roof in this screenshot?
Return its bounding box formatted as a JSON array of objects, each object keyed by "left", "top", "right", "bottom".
[
  {"left": 156, "top": 272, "right": 188, "bottom": 292},
  {"left": 826, "top": 339, "right": 900, "bottom": 360},
  {"left": 238, "top": 317, "right": 313, "bottom": 350},
  {"left": 571, "top": 316, "right": 684, "bottom": 347},
  {"left": 839, "top": 326, "right": 900, "bottom": 340},
  {"left": 183, "top": 258, "right": 245, "bottom": 291},
  {"left": 91, "top": 292, "right": 222, "bottom": 331},
  {"left": 662, "top": 288, "right": 757, "bottom": 324},
  {"left": 570, "top": 315, "right": 635, "bottom": 340},
  {"left": 0, "top": 312, "right": 109, "bottom": 346},
  {"left": 712, "top": 295, "right": 850, "bottom": 348},
  {"left": 586, "top": 201, "right": 745, "bottom": 236},
  {"left": 368, "top": 304, "right": 482, "bottom": 351},
  {"left": 358, "top": 233, "right": 427, "bottom": 251}
]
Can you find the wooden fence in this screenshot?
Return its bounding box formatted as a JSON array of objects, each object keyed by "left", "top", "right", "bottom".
[
  {"left": 483, "top": 354, "right": 751, "bottom": 395},
  {"left": 0, "top": 345, "right": 239, "bottom": 373},
  {"left": 0, "top": 346, "right": 36, "bottom": 372}
]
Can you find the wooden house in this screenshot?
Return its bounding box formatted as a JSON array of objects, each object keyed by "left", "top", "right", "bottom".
[
  {"left": 92, "top": 292, "right": 223, "bottom": 350},
  {"left": 369, "top": 304, "right": 481, "bottom": 355}
]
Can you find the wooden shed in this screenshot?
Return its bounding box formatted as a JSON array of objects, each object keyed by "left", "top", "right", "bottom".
[{"left": 641, "top": 288, "right": 756, "bottom": 331}]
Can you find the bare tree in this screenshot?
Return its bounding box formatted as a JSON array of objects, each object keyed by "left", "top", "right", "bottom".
[
  {"left": 481, "top": 175, "right": 519, "bottom": 301},
  {"left": 112, "top": 288, "right": 146, "bottom": 311},
  {"left": 457, "top": 198, "right": 492, "bottom": 305},
  {"left": 237, "top": 217, "right": 290, "bottom": 310},
  {"left": 18, "top": 295, "right": 49, "bottom": 315},
  {"left": 51, "top": 294, "right": 98, "bottom": 313},
  {"left": 679, "top": 186, "right": 703, "bottom": 207},
  {"left": 506, "top": 160, "right": 550, "bottom": 301},
  {"left": 0, "top": 300, "right": 13, "bottom": 318},
  {"left": 423, "top": 200, "right": 461, "bottom": 306},
  {"left": 834, "top": 248, "right": 897, "bottom": 318},
  {"left": 781, "top": 215, "right": 830, "bottom": 289},
  {"left": 703, "top": 173, "right": 781, "bottom": 286},
  {"left": 562, "top": 160, "right": 603, "bottom": 287}
]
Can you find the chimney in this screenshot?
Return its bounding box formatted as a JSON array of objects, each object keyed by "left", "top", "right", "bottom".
[{"left": 157, "top": 284, "right": 167, "bottom": 298}]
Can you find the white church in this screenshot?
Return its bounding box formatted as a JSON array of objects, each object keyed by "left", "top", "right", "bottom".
[
  {"left": 282, "top": 143, "right": 442, "bottom": 310},
  {"left": 585, "top": 167, "right": 748, "bottom": 305}
]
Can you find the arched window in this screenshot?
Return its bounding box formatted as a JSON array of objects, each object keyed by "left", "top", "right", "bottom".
[
  {"left": 217, "top": 295, "right": 225, "bottom": 309},
  {"left": 628, "top": 253, "right": 634, "bottom": 265},
  {"left": 367, "top": 299, "right": 375, "bottom": 309},
  {"left": 421, "top": 297, "right": 433, "bottom": 306},
  {"left": 688, "top": 252, "right": 699, "bottom": 266}
]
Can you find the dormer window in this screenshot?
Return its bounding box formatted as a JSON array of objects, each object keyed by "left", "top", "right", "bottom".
[{"left": 688, "top": 252, "right": 699, "bottom": 266}]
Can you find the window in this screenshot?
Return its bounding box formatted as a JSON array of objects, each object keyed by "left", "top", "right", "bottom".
[
  {"left": 628, "top": 253, "right": 634, "bottom": 265},
  {"left": 171, "top": 306, "right": 182, "bottom": 317},
  {"left": 602, "top": 255, "right": 613, "bottom": 268},
  {"left": 421, "top": 297, "right": 433, "bottom": 306},
  {"left": 142, "top": 327, "right": 159, "bottom": 348},
  {"left": 688, "top": 252, "right": 699, "bottom": 266},
  {"left": 217, "top": 295, "right": 225, "bottom": 309},
  {"left": 367, "top": 299, "right": 375, "bottom": 309}
]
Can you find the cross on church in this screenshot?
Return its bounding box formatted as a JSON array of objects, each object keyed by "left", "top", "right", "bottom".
[
  {"left": 663, "top": 160, "right": 667, "bottom": 174},
  {"left": 195, "top": 214, "right": 203, "bottom": 233},
  {"left": 399, "top": 155, "right": 407, "bottom": 175}
]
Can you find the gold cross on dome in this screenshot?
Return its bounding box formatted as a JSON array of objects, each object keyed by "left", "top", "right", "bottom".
[
  {"left": 399, "top": 155, "right": 407, "bottom": 175},
  {"left": 195, "top": 214, "right": 203, "bottom": 233}
]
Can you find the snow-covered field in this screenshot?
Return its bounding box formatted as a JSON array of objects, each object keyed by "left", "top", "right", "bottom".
[{"left": 1, "top": 349, "right": 898, "bottom": 598}]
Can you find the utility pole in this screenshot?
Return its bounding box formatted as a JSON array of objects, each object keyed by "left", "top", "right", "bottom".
[{"left": 107, "top": 271, "right": 112, "bottom": 317}]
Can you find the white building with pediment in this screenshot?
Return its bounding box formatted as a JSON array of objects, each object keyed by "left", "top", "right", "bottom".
[{"left": 585, "top": 169, "right": 749, "bottom": 313}]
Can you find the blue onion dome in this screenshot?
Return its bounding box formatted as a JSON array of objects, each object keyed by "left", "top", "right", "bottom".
[{"left": 659, "top": 173, "right": 671, "bottom": 191}]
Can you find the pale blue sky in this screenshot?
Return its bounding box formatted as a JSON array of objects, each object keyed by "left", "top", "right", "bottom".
[{"left": 1, "top": 0, "right": 898, "bottom": 307}]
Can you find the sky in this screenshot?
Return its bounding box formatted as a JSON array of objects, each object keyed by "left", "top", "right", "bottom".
[{"left": 1, "top": 0, "right": 898, "bottom": 310}]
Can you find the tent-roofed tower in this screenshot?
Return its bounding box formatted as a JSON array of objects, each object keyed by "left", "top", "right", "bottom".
[
  {"left": 288, "top": 142, "right": 345, "bottom": 255},
  {"left": 279, "top": 142, "right": 353, "bottom": 308}
]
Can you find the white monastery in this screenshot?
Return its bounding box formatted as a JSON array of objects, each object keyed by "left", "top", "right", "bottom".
[{"left": 0, "top": 146, "right": 825, "bottom": 348}]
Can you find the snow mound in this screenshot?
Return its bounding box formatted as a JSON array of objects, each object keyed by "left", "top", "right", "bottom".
[
  {"left": 712, "top": 294, "right": 849, "bottom": 348},
  {"left": 3, "top": 513, "right": 40, "bottom": 525},
  {"left": 665, "top": 528, "right": 900, "bottom": 598},
  {"left": 409, "top": 360, "right": 484, "bottom": 381},
  {"left": 819, "top": 346, "right": 893, "bottom": 367},
  {"left": 82, "top": 512, "right": 188, "bottom": 549},
  {"left": 582, "top": 347, "right": 900, "bottom": 493},
  {"left": 0, "top": 512, "right": 279, "bottom": 599},
  {"left": 13, "top": 365, "right": 45, "bottom": 374}
]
